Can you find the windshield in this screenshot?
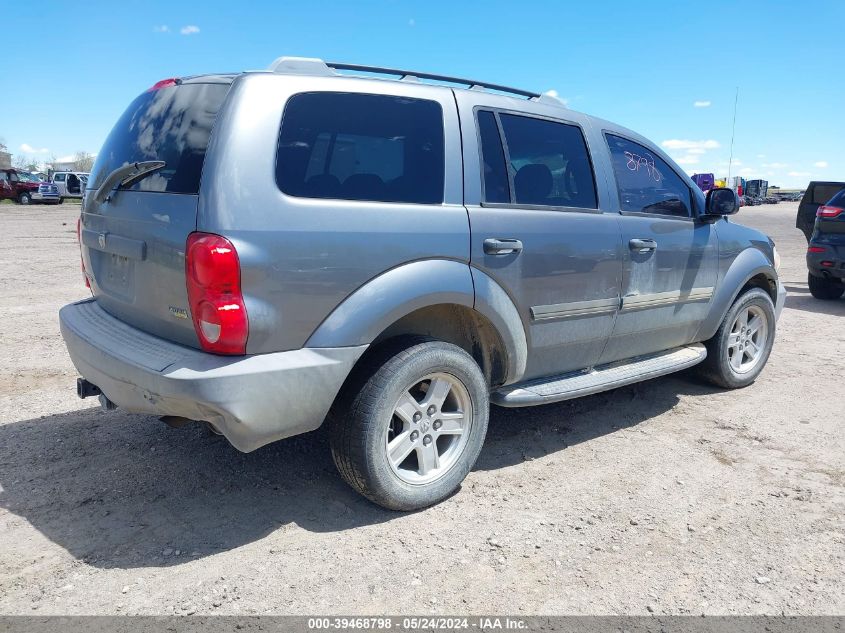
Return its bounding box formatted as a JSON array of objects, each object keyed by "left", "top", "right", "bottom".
[{"left": 88, "top": 82, "right": 230, "bottom": 195}]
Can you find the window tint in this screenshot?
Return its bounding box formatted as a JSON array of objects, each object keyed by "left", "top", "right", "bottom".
[
  {"left": 606, "top": 134, "right": 692, "bottom": 217},
  {"left": 812, "top": 184, "right": 844, "bottom": 205},
  {"left": 477, "top": 110, "right": 509, "bottom": 203},
  {"left": 825, "top": 188, "right": 845, "bottom": 207},
  {"left": 277, "top": 92, "right": 444, "bottom": 204},
  {"left": 88, "top": 83, "right": 230, "bottom": 195},
  {"left": 54, "top": 173, "right": 66, "bottom": 182},
  {"left": 497, "top": 113, "right": 596, "bottom": 209}
]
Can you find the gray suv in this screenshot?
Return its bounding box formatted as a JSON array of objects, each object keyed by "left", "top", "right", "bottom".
[{"left": 60, "top": 57, "right": 786, "bottom": 510}]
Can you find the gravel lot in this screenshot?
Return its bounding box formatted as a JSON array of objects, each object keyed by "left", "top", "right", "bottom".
[{"left": 0, "top": 200, "right": 842, "bottom": 616}]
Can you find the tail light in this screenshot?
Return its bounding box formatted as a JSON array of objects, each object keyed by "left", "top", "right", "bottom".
[
  {"left": 808, "top": 246, "right": 827, "bottom": 253},
  {"left": 77, "top": 217, "right": 91, "bottom": 289},
  {"left": 185, "top": 233, "right": 248, "bottom": 355},
  {"left": 817, "top": 205, "right": 844, "bottom": 218},
  {"left": 147, "top": 78, "right": 180, "bottom": 92}
]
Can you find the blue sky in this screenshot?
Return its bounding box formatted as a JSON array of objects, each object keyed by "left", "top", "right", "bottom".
[{"left": 2, "top": 0, "right": 842, "bottom": 188}]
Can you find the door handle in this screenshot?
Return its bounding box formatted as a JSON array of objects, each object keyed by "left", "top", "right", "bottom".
[
  {"left": 629, "top": 238, "right": 657, "bottom": 252},
  {"left": 483, "top": 238, "right": 523, "bottom": 255}
]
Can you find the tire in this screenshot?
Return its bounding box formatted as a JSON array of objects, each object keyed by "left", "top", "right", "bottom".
[
  {"left": 329, "top": 339, "right": 489, "bottom": 511},
  {"left": 698, "top": 288, "right": 776, "bottom": 389},
  {"left": 18, "top": 192, "right": 32, "bottom": 205},
  {"left": 808, "top": 272, "right": 844, "bottom": 300}
]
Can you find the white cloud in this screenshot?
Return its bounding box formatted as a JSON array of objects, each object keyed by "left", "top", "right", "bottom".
[
  {"left": 687, "top": 148, "right": 707, "bottom": 155},
  {"left": 20, "top": 143, "right": 49, "bottom": 154},
  {"left": 756, "top": 154, "right": 766, "bottom": 159},
  {"left": 180, "top": 25, "right": 200, "bottom": 35},
  {"left": 408, "top": 18, "right": 415, "bottom": 26},
  {"left": 542, "top": 90, "right": 569, "bottom": 105},
  {"left": 676, "top": 155, "right": 700, "bottom": 165},
  {"left": 762, "top": 162, "right": 788, "bottom": 169},
  {"left": 814, "top": 161, "right": 828, "bottom": 168},
  {"left": 788, "top": 171, "right": 811, "bottom": 177},
  {"left": 153, "top": 25, "right": 169, "bottom": 33},
  {"left": 661, "top": 139, "right": 720, "bottom": 150},
  {"left": 738, "top": 168, "right": 754, "bottom": 175},
  {"left": 693, "top": 100, "right": 711, "bottom": 108}
]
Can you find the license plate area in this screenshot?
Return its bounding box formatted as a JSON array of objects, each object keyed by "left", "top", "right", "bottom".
[{"left": 94, "top": 252, "right": 135, "bottom": 301}]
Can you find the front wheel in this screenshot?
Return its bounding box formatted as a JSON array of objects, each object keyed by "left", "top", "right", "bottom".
[
  {"left": 329, "top": 340, "right": 489, "bottom": 511},
  {"left": 18, "top": 192, "right": 32, "bottom": 205},
  {"left": 698, "top": 288, "right": 776, "bottom": 389},
  {"left": 808, "top": 272, "right": 844, "bottom": 300}
]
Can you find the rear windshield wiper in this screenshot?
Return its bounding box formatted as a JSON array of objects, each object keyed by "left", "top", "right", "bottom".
[{"left": 93, "top": 161, "right": 166, "bottom": 203}]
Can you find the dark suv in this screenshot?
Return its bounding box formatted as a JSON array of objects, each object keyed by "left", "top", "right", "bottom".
[
  {"left": 797, "top": 181, "right": 845, "bottom": 241},
  {"left": 807, "top": 188, "right": 845, "bottom": 300},
  {"left": 59, "top": 58, "right": 786, "bottom": 510}
]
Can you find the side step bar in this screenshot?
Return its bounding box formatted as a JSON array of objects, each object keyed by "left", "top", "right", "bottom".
[{"left": 492, "top": 344, "right": 707, "bottom": 407}]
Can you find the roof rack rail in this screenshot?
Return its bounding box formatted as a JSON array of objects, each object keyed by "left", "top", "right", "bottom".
[
  {"left": 326, "top": 62, "right": 541, "bottom": 99},
  {"left": 266, "top": 57, "right": 543, "bottom": 100}
]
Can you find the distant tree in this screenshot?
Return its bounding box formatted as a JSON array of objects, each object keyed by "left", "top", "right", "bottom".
[
  {"left": 13, "top": 154, "right": 30, "bottom": 169},
  {"left": 73, "top": 151, "right": 95, "bottom": 172},
  {"left": 0, "top": 137, "right": 7, "bottom": 152}
]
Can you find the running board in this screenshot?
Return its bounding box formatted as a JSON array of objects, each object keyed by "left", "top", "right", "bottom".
[{"left": 492, "top": 344, "right": 707, "bottom": 407}]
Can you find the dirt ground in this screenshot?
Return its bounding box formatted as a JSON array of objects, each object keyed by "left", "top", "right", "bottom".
[{"left": 0, "top": 200, "right": 842, "bottom": 616}]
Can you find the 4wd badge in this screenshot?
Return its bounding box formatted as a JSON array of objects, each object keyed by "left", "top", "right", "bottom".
[{"left": 168, "top": 306, "right": 189, "bottom": 320}]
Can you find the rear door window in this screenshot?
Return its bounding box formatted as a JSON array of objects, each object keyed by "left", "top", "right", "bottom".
[
  {"left": 488, "top": 112, "right": 597, "bottom": 209},
  {"left": 276, "top": 92, "right": 445, "bottom": 204},
  {"left": 606, "top": 133, "right": 692, "bottom": 218},
  {"left": 88, "top": 82, "right": 231, "bottom": 195}
]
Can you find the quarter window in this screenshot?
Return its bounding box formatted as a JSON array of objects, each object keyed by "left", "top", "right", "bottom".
[
  {"left": 605, "top": 134, "right": 692, "bottom": 217},
  {"left": 277, "top": 92, "right": 445, "bottom": 204},
  {"left": 477, "top": 110, "right": 510, "bottom": 203},
  {"left": 487, "top": 112, "right": 597, "bottom": 209}
]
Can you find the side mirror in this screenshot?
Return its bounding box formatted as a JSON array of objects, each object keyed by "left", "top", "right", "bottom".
[{"left": 704, "top": 187, "right": 740, "bottom": 218}]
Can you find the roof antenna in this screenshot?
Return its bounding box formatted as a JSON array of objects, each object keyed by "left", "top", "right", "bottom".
[{"left": 727, "top": 86, "right": 739, "bottom": 184}]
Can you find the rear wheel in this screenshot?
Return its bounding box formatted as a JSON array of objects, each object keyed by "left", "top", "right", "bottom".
[
  {"left": 18, "top": 192, "right": 32, "bottom": 205},
  {"left": 698, "top": 288, "right": 776, "bottom": 389},
  {"left": 329, "top": 339, "right": 489, "bottom": 511},
  {"left": 808, "top": 272, "right": 844, "bottom": 300}
]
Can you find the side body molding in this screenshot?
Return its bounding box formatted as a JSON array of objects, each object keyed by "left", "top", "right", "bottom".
[
  {"left": 695, "top": 246, "right": 777, "bottom": 342},
  {"left": 305, "top": 259, "right": 529, "bottom": 386}
]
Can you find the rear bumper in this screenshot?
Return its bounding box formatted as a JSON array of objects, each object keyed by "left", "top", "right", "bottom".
[
  {"left": 807, "top": 248, "right": 845, "bottom": 281},
  {"left": 59, "top": 299, "right": 367, "bottom": 452}
]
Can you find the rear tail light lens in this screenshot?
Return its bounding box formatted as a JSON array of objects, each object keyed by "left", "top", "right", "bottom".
[
  {"left": 817, "top": 205, "right": 844, "bottom": 218},
  {"left": 808, "top": 246, "right": 827, "bottom": 253},
  {"left": 77, "top": 217, "right": 91, "bottom": 289},
  {"left": 147, "top": 78, "right": 180, "bottom": 92},
  {"left": 185, "top": 233, "right": 248, "bottom": 355}
]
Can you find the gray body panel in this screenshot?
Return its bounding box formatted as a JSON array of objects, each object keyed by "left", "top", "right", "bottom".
[
  {"left": 61, "top": 299, "right": 366, "bottom": 452},
  {"left": 200, "top": 73, "right": 468, "bottom": 354},
  {"left": 61, "top": 63, "right": 785, "bottom": 453}
]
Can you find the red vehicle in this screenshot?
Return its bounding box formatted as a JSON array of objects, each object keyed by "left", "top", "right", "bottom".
[{"left": 0, "top": 169, "right": 43, "bottom": 204}]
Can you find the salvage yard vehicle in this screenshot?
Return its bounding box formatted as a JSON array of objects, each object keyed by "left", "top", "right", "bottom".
[
  {"left": 50, "top": 171, "right": 89, "bottom": 201},
  {"left": 0, "top": 169, "right": 39, "bottom": 204},
  {"left": 59, "top": 58, "right": 786, "bottom": 511},
  {"left": 797, "top": 181, "right": 845, "bottom": 241},
  {"left": 806, "top": 187, "right": 845, "bottom": 300}
]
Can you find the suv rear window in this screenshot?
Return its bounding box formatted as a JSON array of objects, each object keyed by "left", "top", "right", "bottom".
[
  {"left": 88, "top": 82, "right": 230, "bottom": 195},
  {"left": 276, "top": 92, "right": 444, "bottom": 204},
  {"left": 811, "top": 184, "right": 844, "bottom": 205}
]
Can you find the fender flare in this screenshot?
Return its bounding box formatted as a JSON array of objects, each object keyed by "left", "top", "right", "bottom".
[
  {"left": 696, "top": 247, "right": 778, "bottom": 341},
  {"left": 305, "top": 259, "right": 528, "bottom": 384}
]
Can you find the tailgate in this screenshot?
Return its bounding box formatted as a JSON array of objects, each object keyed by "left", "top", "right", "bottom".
[{"left": 81, "top": 79, "right": 232, "bottom": 348}]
